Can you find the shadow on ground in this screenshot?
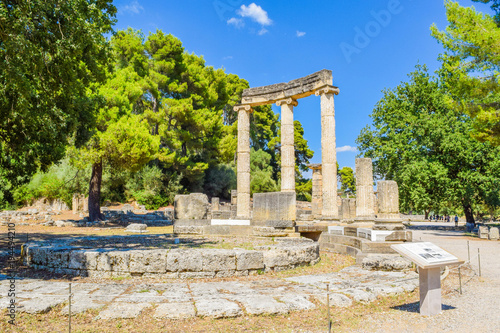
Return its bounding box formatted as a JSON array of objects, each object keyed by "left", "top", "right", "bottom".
[{"left": 391, "top": 301, "right": 456, "bottom": 313}]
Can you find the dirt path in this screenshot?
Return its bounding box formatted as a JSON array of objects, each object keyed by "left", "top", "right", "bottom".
[{"left": 348, "top": 225, "right": 500, "bottom": 333}]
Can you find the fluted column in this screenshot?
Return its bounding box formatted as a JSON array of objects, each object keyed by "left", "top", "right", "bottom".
[
  {"left": 276, "top": 98, "right": 298, "bottom": 193},
  {"left": 234, "top": 104, "right": 252, "bottom": 218},
  {"left": 315, "top": 86, "right": 340, "bottom": 220}
]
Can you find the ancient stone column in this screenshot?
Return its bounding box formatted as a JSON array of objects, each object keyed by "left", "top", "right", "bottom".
[
  {"left": 355, "top": 158, "right": 375, "bottom": 222},
  {"left": 308, "top": 164, "right": 323, "bottom": 219},
  {"left": 315, "top": 86, "right": 340, "bottom": 220},
  {"left": 234, "top": 104, "right": 252, "bottom": 219},
  {"left": 374, "top": 180, "right": 404, "bottom": 230},
  {"left": 276, "top": 98, "right": 298, "bottom": 193}
]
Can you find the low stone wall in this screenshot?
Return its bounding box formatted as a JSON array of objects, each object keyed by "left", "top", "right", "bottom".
[{"left": 24, "top": 237, "right": 319, "bottom": 278}]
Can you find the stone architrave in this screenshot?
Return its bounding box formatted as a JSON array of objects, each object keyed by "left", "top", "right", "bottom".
[
  {"left": 276, "top": 98, "right": 298, "bottom": 193},
  {"left": 315, "top": 85, "right": 340, "bottom": 220},
  {"left": 355, "top": 158, "right": 375, "bottom": 222},
  {"left": 374, "top": 180, "right": 403, "bottom": 230},
  {"left": 234, "top": 104, "right": 252, "bottom": 219},
  {"left": 308, "top": 164, "right": 323, "bottom": 219}
]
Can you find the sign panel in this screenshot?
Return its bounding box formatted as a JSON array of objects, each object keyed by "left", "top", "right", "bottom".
[{"left": 391, "top": 242, "right": 462, "bottom": 269}]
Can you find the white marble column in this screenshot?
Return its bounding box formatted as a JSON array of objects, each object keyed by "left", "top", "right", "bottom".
[
  {"left": 234, "top": 104, "right": 252, "bottom": 218},
  {"left": 276, "top": 98, "right": 298, "bottom": 193},
  {"left": 315, "top": 86, "right": 340, "bottom": 220}
]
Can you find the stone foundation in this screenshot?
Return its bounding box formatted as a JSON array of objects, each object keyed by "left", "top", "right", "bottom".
[{"left": 24, "top": 237, "right": 319, "bottom": 278}]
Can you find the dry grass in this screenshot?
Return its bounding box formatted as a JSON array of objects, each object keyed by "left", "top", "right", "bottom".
[{"left": 1, "top": 289, "right": 421, "bottom": 333}]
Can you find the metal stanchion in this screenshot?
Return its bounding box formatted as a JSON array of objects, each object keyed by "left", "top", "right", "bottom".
[
  {"left": 458, "top": 266, "right": 462, "bottom": 295},
  {"left": 467, "top": 241, "right": 470, "bottom": 262},
  {"left": 69, "top": 283, "right": 72, "bottom": 333},
  {"left": 478, "top": 248, "right": 482, "bottom": 277},
  {"left": 327, "top": 283, "right": 331, "bottom": 333}
]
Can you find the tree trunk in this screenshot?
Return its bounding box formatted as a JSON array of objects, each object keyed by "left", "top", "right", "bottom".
[
  {"left": 88, "top": 159, "right": 104, "bottom": 221},
  {"left": 424, "top": 210, "right": 429, "bottom": 220},
  {"left": 463, "top": 203, "right": 475, "bottom": 224}
]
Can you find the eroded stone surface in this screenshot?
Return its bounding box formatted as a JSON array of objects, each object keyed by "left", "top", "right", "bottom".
[
  {"left": 194, "top": 298, "right": 242, "bottom": 318},
  {"left": 154, "top": 302, "right": 196, "bottom": 319},
  {"left": 98, "top": 302, "right": 151, "bottom": 319}
]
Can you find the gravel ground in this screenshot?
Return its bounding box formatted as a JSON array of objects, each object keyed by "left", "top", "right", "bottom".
[{"left": 350, "top": 224, "right": 500, "bottom": 333}]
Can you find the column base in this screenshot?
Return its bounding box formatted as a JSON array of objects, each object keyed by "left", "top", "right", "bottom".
[{"left": 373, "top": 219, "right": 405, "bottom": 231}]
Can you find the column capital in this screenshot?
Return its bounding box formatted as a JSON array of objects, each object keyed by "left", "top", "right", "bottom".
[
  {"left": 233, "top": 104, "right": 252, "bottom": 112},
  {"left": 275, "top": 98, "right": 298, "bottom": 107},
  {"left": 315, "top": 85, "right": 339, "bottom": 96},
  {"left": 308, "top": 163, "right": 322, "bottom": 171}
]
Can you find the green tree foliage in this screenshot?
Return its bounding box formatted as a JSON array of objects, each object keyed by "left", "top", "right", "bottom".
[
  {"left": 203, "top": 164, "right": 236, "bottom": 199},
  {"left": 13, "top": 157, "right": 90, "bottom": 208},
  {"left": 296, "top": 179, "right": 312, "bottom": 202},
  {"left": 125, "top": 165, "right": 181, "bottom": 210},
  {"left": 431, "top": 1, "right": 500, "bottom": 146},
  {"left": 250, "top": 148, "right": 277, "bottom": 194},
  {"left": 356, "top": 66, "right": 500, "bottom": 222},
  {"left": 339, "top": 167, "right": 356, "bottom": 194},
  {"left": 473, "top": 0, "right": 500, "bottom": 25},
  {"left": 0, "top": 0, "right": 116, "bottom": 185},
  {"left": 269, "top": 120, "right": 314, "bottom": 179},
  {"left": 78, "top": 28, "right": 252, "bottom": 218}
]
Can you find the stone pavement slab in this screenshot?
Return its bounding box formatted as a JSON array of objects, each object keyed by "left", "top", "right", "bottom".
[
  {"left": 19, "top": 296, "right": 66, "bottom": 314},
  {"left": 229, "top": 295, "right": 288, "bottom": 315},
  {"left": 154, "top": 302, "right": 196, "bottom": 319},
  {"left": 97, "top": 302, "right": 151, "bottom": 319},
  {"left": 61, "top": 295, "right": 106, "bottom": 314},
  {"left": 194, "top": 297, "right": 242, "bottom": 318}
]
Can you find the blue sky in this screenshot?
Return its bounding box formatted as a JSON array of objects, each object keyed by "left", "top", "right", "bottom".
[{"left": 112, "top": 0, "right": 493, "bottom": 175}]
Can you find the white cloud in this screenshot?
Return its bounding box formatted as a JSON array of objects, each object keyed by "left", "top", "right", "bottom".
[
  {"left": 258, "top": 27, "right": 268, "bottom": 35},
  {"left": 223, "top": 55, "right": 233, "bottom": 60},
  {"left": 237, "top": 3, "right": 272, "bottom": 26},
  {"left": 296, "top": 31, "right": 306, "bottom": 37},
  {"left": 121, "top": 0, "right": 143, "bottom": 14},
  {"left": 336, "top": 145, "right": 358, "bottom": 153},
  {"left": 227, "top": 17, "right": 244, "bottom": 28}
]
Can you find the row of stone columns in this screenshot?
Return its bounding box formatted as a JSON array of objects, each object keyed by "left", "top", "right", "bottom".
[{"left": 235, "top": 85, "right": 339, "bottom": 220}]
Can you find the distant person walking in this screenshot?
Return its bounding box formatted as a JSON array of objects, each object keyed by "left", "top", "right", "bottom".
[{"left": 454, "top": 215, "right": 459, "bottom": 227}]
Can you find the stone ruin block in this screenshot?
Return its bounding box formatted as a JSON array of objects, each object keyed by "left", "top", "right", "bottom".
[
  {"left": 72, "top": 194, "right": 87, "bottom": 214},
  {"left": 374, "top": 180, "right": 403, "bottom": 230},
  {"left": 478, "top": 226, "right": 489, "bottom": 239},
  {"left": 376, "top": 181, "right": 400, "bottom": 220},
  {"left": 252, "top": 192, "right": 296, "bottom": 226},
  {"left": 174, "top": 193, "right": 209, "bottom": 220},
  {"left": 211, "top": 197, "right": 220, "bottom": 211},
  {"left": 231, "top": 190, "right": 238, "bottom": 205},
  {"left": 341, "top": 198, "right": 356, "bottom": 221},
  {"left": 489, "top": 227, "right": 499, "bottom": 240}
]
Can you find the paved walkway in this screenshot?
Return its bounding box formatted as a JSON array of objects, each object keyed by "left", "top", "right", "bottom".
[{"left": 0, "top": 266, "right": 418, "bottom": 320}]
